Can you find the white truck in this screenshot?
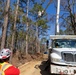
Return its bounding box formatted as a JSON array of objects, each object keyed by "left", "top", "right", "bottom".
[{"left": 49, "top": 35, "right": 76, "bottom": 75}]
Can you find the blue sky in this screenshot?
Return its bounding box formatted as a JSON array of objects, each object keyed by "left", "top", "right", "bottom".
[{"left": 45, "top": 1, "right": 56, "bottom": 39}]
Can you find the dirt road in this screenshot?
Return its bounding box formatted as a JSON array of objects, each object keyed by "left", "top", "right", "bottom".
[{"left": 18, "top": 60, "right": 50, "bottom": 75}]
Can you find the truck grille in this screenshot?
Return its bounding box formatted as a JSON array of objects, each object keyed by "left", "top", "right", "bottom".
[{"left": 62, "top": 51, "right": 76, "bottom": 62}]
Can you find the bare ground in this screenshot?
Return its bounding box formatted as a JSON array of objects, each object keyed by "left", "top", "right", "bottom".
[
  {"left": 19, "top": 60, "right": 50, "bottom": 75},
  {"left": 11, "top": 52, "right": 50, "bottom": 75}
]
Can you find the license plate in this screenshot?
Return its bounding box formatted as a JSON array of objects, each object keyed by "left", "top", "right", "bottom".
[{"left": 51, "top": 65, "right": 76, "bottom": 74}]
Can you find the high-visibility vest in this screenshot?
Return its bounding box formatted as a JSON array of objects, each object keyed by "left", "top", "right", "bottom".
[{"left": 0, "top": 62, "right": 12, "bottom": 75}]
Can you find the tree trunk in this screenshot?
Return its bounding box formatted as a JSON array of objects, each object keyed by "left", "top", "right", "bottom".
[
  {"left": 36, "top": 22, "right": 40, "bottom": 53},
  {"left": 1, "top": 0, "right": 10, "bottom": 50},
  {"left": 25, "top": 0, "right": 29, "bottom": 55},
  {"left": 10, "top": 0, "right": 19, "bottom": 63},
  {"left": 11, "top": 0, "right": 19, "bottom": 52}
]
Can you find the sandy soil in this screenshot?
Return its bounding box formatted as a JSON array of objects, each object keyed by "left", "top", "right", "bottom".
[{"left": 18, "top": 60, "right": 50, "bottom": 75}]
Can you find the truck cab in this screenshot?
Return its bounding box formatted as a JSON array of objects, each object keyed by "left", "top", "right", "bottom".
[{"left": 49, "top": 35, "right": 76, "bottom": 75}]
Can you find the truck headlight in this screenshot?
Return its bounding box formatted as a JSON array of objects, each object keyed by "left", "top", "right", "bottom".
[
  {"left": 51, "top": 53, "right": 61, "bottom": 62},
  {"left": 52, "top": 58, "right": 60, "bottom": 62}
]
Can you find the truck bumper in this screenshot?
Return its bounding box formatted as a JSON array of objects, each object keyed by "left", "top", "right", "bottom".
[{"left": 51, "top": 64, "right": 76, "bottom": 75}]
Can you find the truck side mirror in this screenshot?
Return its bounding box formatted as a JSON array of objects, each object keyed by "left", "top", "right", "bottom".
[{"left": 46, "top": 40, "right": 49, "bottom": 49}]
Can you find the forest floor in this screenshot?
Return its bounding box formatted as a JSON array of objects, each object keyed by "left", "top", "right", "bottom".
[{"left": 12, "top": 52, "right": 46, "bottom": 67}]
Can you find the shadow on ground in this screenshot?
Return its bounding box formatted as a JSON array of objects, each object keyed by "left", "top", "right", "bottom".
[{"left": 38, "top": 60, "right": 51, "bottom": 75}]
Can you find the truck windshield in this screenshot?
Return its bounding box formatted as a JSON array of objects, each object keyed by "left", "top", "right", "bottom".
[{"left": 53, "top": 39, "right": 76, "bottom": 48}]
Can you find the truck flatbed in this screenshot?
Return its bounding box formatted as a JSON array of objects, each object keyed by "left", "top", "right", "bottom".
[{"left": 50, "top": 35, "right": 76, "bottom": 39}]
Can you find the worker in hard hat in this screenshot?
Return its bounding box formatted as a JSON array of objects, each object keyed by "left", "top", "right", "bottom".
[{"left": 0, "top": 48, "right": 20, "bottom": 75}]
